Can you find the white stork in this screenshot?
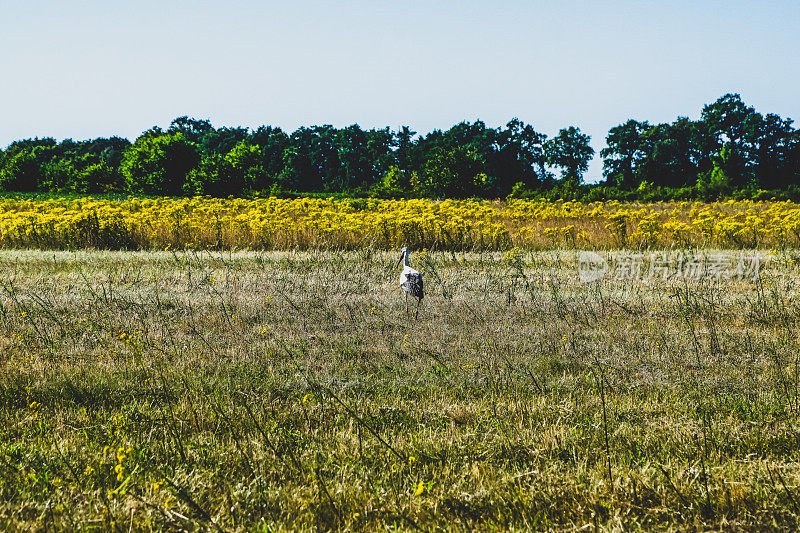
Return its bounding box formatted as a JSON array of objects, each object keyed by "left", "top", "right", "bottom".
[{"left": 396, "top": 246, "right": 424, "bottom": 318}]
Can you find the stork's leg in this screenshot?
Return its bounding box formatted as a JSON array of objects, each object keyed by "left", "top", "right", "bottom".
[
  {"left": 415, "top": 297, "right": 421, "bottom": 319},
  {"left": 405, "top": 292, "right": 409, "bottom": 314}
]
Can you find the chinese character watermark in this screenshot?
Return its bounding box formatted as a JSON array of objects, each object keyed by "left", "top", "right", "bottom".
[{"left": 578, "top": 251, "right": 764, "bottom": 283}]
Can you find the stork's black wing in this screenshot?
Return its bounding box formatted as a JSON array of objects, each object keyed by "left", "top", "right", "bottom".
[{"left": 402, "top": 272, "right": 424, "bottom": 299}]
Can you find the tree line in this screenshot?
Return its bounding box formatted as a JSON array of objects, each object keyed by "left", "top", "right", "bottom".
[{"left": 0, "top": 94, "right": 798, "bottom": 200}]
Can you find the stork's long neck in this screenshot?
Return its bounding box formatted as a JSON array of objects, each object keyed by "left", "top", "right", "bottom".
[{"left": 403, "top": 252, "right": 410, "bottom": 267}]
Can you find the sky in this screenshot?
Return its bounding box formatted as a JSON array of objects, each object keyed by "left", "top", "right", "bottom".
[{"left": 1, "top": 0, "right": 799, "bottom": 182}]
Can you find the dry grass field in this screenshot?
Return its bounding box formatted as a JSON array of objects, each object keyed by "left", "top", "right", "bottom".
[{"left": 2, "top": 248, "right": 800, "bottom": 531}]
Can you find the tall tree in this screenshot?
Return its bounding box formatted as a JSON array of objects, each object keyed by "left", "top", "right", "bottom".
[
  {"left": 701, "top": 94, "right": 755, "bottom": 148},
  {"left": 544, "top": 127, "right": 594, "bottom": 183},
  {"left": 746, "top": 113, "right": 797, "bottom": 189},
  {"left": 700, "top": 94, "right": 758, "bottom": 186},
  {"left": 636, "top": 118, "right": 709, "bottom": 188},
  {"left": 121, "top": 130, "right": 199, "bottom": 195},
  {"left": 416, "top": 146, "right": 482, "bottom": 198},
  {"left": 601, "top": 119, "right": 650, "bottom": 188},
  {"left": 248, "top": 126, "right": 290, "bottom": 181},
  {"left": 199, "top": 127, "right": 249, "bottom": 157},
  {"left": 188, "top": 141, "right": 268, "bottom": 196},
  {"left": 365, "top": 127, "right": 396, "bottom": 185},
  {"left": 489, "top": 118, "right": 549, "bottom": 194},
  {"left": 279, "top": 127, "right": 329, "bottom": 192},
  {"left": 0, "top": 138, "right": 57, "bottom": 192},
  {"left": 396, "top": 126, "right": 417, "bottom": 172},
  {"left": 168, "top": 117, "right": 214, "bottom": 143},
  {"left": 335, "top": 125, "right": 372, "bottom": 191}
]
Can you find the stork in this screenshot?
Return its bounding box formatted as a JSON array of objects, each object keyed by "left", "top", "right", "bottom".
[{"left": 396, "top": 247, "right": 424, "bottom": 318}]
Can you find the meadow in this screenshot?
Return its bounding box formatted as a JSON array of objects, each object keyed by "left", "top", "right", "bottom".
[{"left": 2, "top": 245, "right": 800, "bottom": 531}]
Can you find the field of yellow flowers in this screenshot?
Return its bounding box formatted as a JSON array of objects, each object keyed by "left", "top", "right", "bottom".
[{"left": 2, "top": 196, "right": 800, "bottom": 250}]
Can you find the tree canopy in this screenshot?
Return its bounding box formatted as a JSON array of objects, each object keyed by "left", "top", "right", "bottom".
[{"left": 0, "top": 94, "right": 798, "bottom": 200}]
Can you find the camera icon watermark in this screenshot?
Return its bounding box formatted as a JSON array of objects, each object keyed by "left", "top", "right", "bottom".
[{"left": 578, "top": 251, "right": 609, "bottom": 282}]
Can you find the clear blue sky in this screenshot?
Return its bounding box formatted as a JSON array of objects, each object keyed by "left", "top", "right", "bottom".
[{"left": 2, "top": 0, "right": 798, "bottom": 181}]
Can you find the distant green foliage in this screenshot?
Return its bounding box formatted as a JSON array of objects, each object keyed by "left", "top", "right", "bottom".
[
  {"left": 121, "top": 130, "right": 198, "bottom": 195},
  {"left": 0, "top": 137, "right": 130, "bottom": 194},
  {"left": 544, "top": 126, "right": 594, "bottom": 183},
  {"left": 417, "top": 146, "right": 483, "bottom": 198},
  {"left": 187, "top": 141, "right": 269, "bottom": 196},
  {"left": 0, "top": 94, "right": 798, "bottom": 200}
]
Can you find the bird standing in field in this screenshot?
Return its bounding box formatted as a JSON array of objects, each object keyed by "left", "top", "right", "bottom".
[{"left": 396, "top": 247, "right": 424, "bottom": 318}]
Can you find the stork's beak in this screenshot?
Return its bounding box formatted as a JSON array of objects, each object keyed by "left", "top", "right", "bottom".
[{"left": 395, "top": 251, "right": 404, "bottom": 268}]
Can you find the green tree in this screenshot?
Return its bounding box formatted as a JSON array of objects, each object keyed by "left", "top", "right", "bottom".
[
  {"left": 0, "top": 139, "right": 57, "bottom": 192},
  {"left": 365, "top": 127, "right": 397, "bottom": 186},
  {"left": 0, "top": 149, "right": 40, "bottom": 191},
  {"left": 490, "top": 118, "right": 549, "bottom": 195},
  {"left": 544, "top": 127, "right": 594, "bottom": 183},
  {"left": 121, "top": 130, "right": 199, "bottom": 195},
  {"left": 696, "top": 145, "right": 735, "bottom": 199},
  {"left": 39, "top": 158, "right": 79, "bottom": 192},
  {"left": 187, "top": 141, "right": 268, "bottom": 196},
  {"left": 416, "top": 146, "right": 482, "bottom": 198},
  {"left": 168, "top": 116, "right": 214, "bottom": 143},
  {"left": 335, "top": 125, "right": 372, "bottom": 192},
  {"left": 746, "top": 113, "right": 797, "bottom": 189},
  {"left": 199, "top": 126, "right": 249, "bottom": 157},
  {"left": 701, "top": 94, "right": 754, "bottom": 148},
  {"left": 248, "top": 126, "right": 290, "bottom": 181},
  {"left": 396, "top": 126, "right": 417, "bottom": 171},
  {"left": 279, "top": 127, "right": 322, "bottom": 192},
  {"left": 635, "top": 119, "right": 710, "bottom": 188},
  {"left": 76, "top": 162, "right": 118, "bottom": 193},
  {"left": 700, "top": 94, "right": 758, "bottom": 186},
  {"left": 372, "top": 165, "right": 417, "bottom": 198},
  {"left": 225, "top": 141, "right": 268, "bottom": 192},
  {"left": 601, "top": 119, "right": 650, "bottom": 188}
]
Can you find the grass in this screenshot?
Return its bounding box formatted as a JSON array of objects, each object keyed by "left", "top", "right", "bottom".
[{"left": 1, "top": 248, "right": 800, "bottom": 531}]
